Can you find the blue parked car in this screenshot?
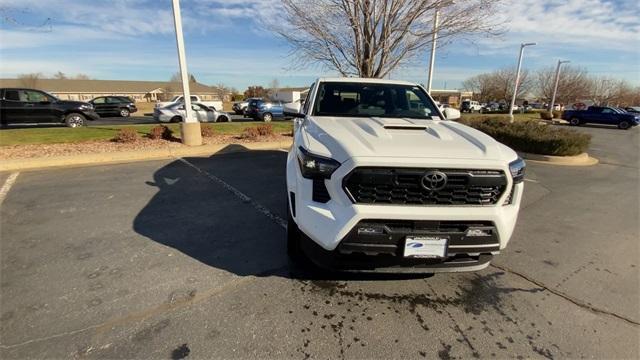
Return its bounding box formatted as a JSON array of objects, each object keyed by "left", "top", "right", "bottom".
[
  {"left": 246, "top": 99, "right": 285, "bottom": 122},
  {"left": 562, "top": 106, "right": 640, "bottom": 130}
]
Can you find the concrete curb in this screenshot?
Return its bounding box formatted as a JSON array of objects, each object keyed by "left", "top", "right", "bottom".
[
  {"left": 0, "top": 139, "right": 293, "bottom": 172},
  {"left": 519, "top": 152, "right": 599, "bottom": 166}
]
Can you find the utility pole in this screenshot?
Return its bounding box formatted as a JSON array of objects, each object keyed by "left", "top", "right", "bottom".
[
  {"left": 548, "top": 60, "right": 570, "bottom": 117},
  {"left": 172, "top": 0, "right": 201, "bottom": 146},
  {"left": 508, "top": 42, "right": 536, "bottom": 123}
]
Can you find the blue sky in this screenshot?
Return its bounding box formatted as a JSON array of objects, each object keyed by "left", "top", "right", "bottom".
[{"left": 0, "top": 0, "right": 638, "bottom": 90}]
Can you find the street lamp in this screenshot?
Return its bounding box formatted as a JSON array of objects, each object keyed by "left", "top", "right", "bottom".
[
  {"left": 171, "top": 0, "right": 201, "bottom": 146},
  {"left": 426, "top": 0, "right": 455, "bottom": 94},
  {"left": 508, "top": 42, "right": 536, "bottom": 123},
  {"left": 548, "top": 60, "right": 570, "bottom": 116}
]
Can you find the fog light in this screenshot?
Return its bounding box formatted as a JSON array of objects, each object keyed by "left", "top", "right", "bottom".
[
  {"left": 466, "top": 228, "right": 492, "bottom": 237},
  {"left": 358, "top": 227, "right": 383, "bottom": 235}
]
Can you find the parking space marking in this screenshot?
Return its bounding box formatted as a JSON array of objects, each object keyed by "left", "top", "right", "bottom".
[
  {"left": 0, "top": 172, "right": 19, "bottom": 206},
  {"left": 177, "top": 158, "right": 287, "bottom": 229},
  {"left": 524, "top": 178, "right": 539, "bottom": 183}
]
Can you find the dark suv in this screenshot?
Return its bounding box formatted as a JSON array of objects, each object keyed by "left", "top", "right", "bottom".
[
  {"left": 0, "top": 88, "right": 99, "bottom": 127},
  {"left": 89, "top": 96, "right": 137, "bottom": 117}
]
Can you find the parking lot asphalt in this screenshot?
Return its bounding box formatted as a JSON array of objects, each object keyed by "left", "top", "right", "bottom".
[{"left": 1, "top": 126, "right": 638, "bottom": 359}]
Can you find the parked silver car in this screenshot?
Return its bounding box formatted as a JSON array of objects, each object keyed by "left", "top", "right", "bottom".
[{"left": 153, "top": 102, "right": 231, "bottom": 123}]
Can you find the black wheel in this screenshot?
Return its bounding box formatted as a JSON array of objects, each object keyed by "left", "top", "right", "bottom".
[
  {"left": 569, "top": 117, "right": 581, "bottom": 126},
  {"left": 618, "top": 121, "right": 631, "bottom": 130},
  {"left": 170, "top": 116, "right": 182, "bottom": 123},
  {"left": 263, "top": 112, "right": 273, "bottom": 122},
  {"left": 119, "top": 108, "right": 130, "bottom": 117},
  {"left": 65, "top": 113, "right": 85, "bottom": 128},
  {"left": 217, "top": 115, "right": 230, "bottom": 123}
]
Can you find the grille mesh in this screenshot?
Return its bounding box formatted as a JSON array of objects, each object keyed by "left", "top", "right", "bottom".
[{"left": 344, "top": 168, "right": 507, "bottom": 205}]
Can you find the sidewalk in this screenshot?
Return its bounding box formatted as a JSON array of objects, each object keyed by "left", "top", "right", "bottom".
[{"left": 0, "top": 139, "right": 293, "bottom": 172}]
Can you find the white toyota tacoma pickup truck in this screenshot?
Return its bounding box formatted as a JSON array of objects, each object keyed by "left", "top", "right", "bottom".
[{"left": 285, "top": 78, "right": 525, "bottom": 273}]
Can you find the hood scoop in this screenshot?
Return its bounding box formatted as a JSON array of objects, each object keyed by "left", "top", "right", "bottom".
[{"left": 383, "top": 124, "right": 427, "bottom": 130}]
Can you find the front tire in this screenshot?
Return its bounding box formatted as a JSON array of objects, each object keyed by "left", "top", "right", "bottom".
[
  {"left": 217, "top": 115, "right": 230, "bottom": 123},
  {"left": 263, "top": 112, "right": 273, "bottom": 122},
  {"left": 569, "top": 117, "right": 581, "bottom": 126},
  {"left": 65, "top": 113, "right": 85, "bottom": 128},
  {"left": 170, "top": 116, "right": 182, "bottom": 123},
  {"left": 618, "top": 121, "right": 631, "bottom": 130},
  {"left": 120, "top": 108, "right": 130, "bottom": 117}
]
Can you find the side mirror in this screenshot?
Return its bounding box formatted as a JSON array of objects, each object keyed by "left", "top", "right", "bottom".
[
  {"left": 443, "top": 108, "right": 461, "bottom": 120},
  {"left": 284, "top": 111, "right": 305, "bottom": 119}
]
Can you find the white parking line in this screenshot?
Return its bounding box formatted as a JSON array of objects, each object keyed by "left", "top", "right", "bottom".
[
  {"left": 524, "top": 178, "right": 539, "bottom": 183},
  {"left": 0, "top": 172, "right": 20, "bottom": 206}
]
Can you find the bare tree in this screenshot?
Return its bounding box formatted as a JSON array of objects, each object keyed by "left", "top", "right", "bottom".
[
  {"left": 462, "top": 67, "right": 532, "bottom": 103},
  {"left": 214, "top": 83, "right": 230, "bottom": 101},
  {"left": 589, "top": 77, "right": 624, "bottom": 106},
  {"left": 535, "top": 65, "right": 590, "bottom": 105},
  {"left": 53, "top": 71, "right": 67, "bottom": 80},
  {"left": 275, "top": 0, "right": 503, "bottom": 78},
  {"left": 73, "top": 73, "right": 91, "bottom": 80},
  {"left": 18, "top": 73, "right": 42, "bottom": 88},
  {"left": 244, "top": 86, "right": 269, "bottom": 99},
  {"left": 170, "top": 72, "right": 197, "bottom": 83},
  {"left": 268, "top": 78, "right": 280, "bottom": 97}
]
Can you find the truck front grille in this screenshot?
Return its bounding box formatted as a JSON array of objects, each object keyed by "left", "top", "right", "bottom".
[{"left": 343, "top": 167, "right": 507, "bottom": 205}]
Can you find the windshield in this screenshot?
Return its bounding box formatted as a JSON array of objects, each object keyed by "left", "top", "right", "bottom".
[{"left": 312, "top": 82, "right": 440, "bottom": 119}]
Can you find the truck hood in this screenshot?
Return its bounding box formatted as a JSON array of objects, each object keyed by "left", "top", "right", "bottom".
[{"left": 302, "top": 116, "right": 513, "bottom": 163}]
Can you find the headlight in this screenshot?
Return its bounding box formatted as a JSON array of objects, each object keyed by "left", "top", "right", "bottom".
[
  {"left": 509, "top": 157, "right": 526, "bottom": 183},
  {"left": 79, "top": 104, "right": 93, "bottom": 110},
  {"left": 297, "top": 146, "right": 341, "bottom": 179}
]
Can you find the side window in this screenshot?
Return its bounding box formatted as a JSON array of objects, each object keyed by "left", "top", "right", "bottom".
[
  {"left": 190, "top": 96, "right": 198, "bottom": 102},
  {"left": 5, "top": 90, "right": 20, "bottom": 101},
  {"left": 602, "top": 108, "right": 614, "bottom": 114},
  {"left": 93, "top": 97, "right": 106, "bottom": 104},
  {"left": 301, "top": 83, "right": 314, "bottom": 114},
  {"left": 22, "top": 90, "right": 49, "bottom": 102},
  {"left": 106, "top": 97, "right": 119, "bottom": 104}
]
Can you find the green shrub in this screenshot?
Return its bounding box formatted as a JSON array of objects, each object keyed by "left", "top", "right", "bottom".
[
  {"left": 148, "top": 125, "right": 174, "bottom": 140},
  {"left": 458, "top": 117, "right": 591, "bottom": 156},
  {"left": 112, "top": 128, "right": 139, "bottom": 143},
  {"left": 201, "top": 124, "right": 215, "bottom": 138}
]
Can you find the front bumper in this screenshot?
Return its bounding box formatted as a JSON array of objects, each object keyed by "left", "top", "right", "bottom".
[
  {"left": 83, "top": 111, "right": 100, "bottom": 120},
  {"left": 287, "top": 154, "right": 524, "bottom": 272}
]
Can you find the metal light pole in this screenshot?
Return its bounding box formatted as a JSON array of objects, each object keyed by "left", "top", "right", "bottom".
[
  {"left": 426, "top": 1, "right": 454, "bottom": 94},
  {"left": 426, "top": 9, "right": 439, "bottom": 95},
  {"left": 171, "top": 0, "right": 201, "bottom": 146},
  {"left": 548, "top": 60, "right": 570, "bottom": 117},
  {"left": 508, "top": 42, "right": 536, "bottom": 123}
]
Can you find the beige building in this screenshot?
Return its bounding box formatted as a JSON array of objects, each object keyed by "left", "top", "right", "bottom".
[
  {"left": 0, "top": 78, "right": 228, "bottom": 102},
  {"left": 430, "top": 89, "right": 474, "bottom": 107}
]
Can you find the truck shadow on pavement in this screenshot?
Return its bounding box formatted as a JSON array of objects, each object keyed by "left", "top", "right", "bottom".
[{"left": 132, "top": 149, "right": 432, "bottom": 281}]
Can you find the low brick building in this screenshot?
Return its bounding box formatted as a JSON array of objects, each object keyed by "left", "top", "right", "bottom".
[{"left": 0, "top": 78, "right": 227, "bottom": 102}]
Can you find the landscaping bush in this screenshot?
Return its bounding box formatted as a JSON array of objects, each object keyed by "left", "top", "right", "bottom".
[
  {"left": 553, "top": 110, "right": 564, "bottom": 119},
  {"left": 540, "top": 111, "right": 553, "bottom": 120},
  {"left": 112, "top": 127, "right": 139, "bottom": 143},
  {"left": 239, "top": 126, "right": 261, "bottom": 140},
  {"left": 256, "top": 124, "right": 274, "bottom": 136},
  {"left": 201, "top": 124, "right": 215, "bottom": 138},
  {"left": 458, "top": 117, "right": 591, "bottom": 156},
  {"left": 148, "top": 125, "right": 174, "bottom": 140}
]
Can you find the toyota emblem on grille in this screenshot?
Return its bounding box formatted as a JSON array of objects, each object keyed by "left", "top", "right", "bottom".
[{"left": 421, "top": 171, "right": 448, "bottom": 191}]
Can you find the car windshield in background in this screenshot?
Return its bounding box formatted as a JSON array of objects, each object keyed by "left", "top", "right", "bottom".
[{"left": 312, "top": 82, "right": 440, "bottom": 119}]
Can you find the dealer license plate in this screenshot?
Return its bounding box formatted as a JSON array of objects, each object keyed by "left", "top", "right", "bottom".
[{"left": 404, "top": 236, "right": 448, "bottom": 258}]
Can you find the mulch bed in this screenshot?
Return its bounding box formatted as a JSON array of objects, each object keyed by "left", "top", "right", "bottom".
[{"left": 0, "top": 134, "right": 291, "bottom": 160}]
